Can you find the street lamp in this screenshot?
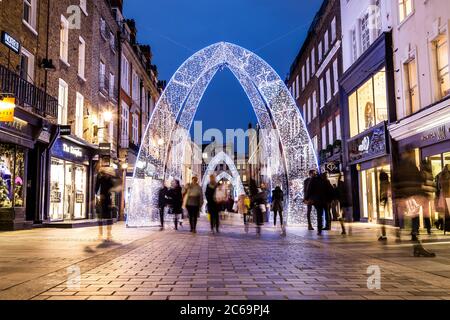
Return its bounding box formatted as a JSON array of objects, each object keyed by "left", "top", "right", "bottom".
[{"left": 103, "top": 110, "right": 113, "bottom": 122}]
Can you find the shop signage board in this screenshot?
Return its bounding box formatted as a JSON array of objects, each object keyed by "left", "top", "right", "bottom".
[
  {"left": 321, "top": 161, "right": 341, "bottom": 174},
  {"left": 0, "top": 97, "right": 15, "bottom": 122},
  {"left": 99, "top": 143, "right": 111, "bottom": 156},
  {"left": 101, "top": 155, "right": 111, "bottom": 167},
  {"left": 1, "top": 31, "right": 20, "bottom": 54},
  {"left": 348, "top": 122, "right": 388, "bottom": 164},
  {"left": 59, "top": 125, "right": 71, "bottom": 136},
  {"left": 52, "top": 138, "right": 91, "bottom": 163}
]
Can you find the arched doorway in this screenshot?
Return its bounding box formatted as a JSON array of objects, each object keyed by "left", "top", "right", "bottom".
[{"left": 127, "top": 42, "right": 318, "bottom": 227}]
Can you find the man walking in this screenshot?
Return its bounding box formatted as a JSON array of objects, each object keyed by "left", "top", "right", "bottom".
[
  {"left": 157, "top": 181, "right": 168, "bottom": 230},
  {"left": 303, "top": 170, "right": 316, "bottom": 230}
]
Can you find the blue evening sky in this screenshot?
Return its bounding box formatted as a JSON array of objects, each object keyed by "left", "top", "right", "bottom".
[{"left": 124, "top": 0, "right": 322, "bottom": 143}]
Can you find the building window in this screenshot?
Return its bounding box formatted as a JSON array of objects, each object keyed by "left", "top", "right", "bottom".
[
  {"left": 348, "top": 68, "right": 388, "bottom": 137},
  {"left": 295, "top": 75, "right": 300, "bottom": 99},
  {"left": 19, "top": 48, "right": 34, "bottom": 83},
  {"left": 75, "top": 92, "right": 84, "bottom": 138},
  {"left": 109, "top": 73, "right": 115, "bottom": 99},
  {"left": 100, "top": 18, "right": 108, "bottom": 41},
  {"left": 311, "top": 48, "right": 316, "bottom": 75},
  {"left": 321, "top": 125, "right": 327, "bottom": 150},
  {"left": 318, "top": 41, "right": 323, "bottom": 62},
  {"left": 331, "top": 17, "right": 337, "bottom": 43},
  {"left": 404, "top": 58, "right": 419, "bottom": 115},
  {"left": 324, "top": 30, "right": 329, "bottom": 54},
  {"left": 99, "top": 61, "right": 106, "bottom": 92},
  {"left": 131, "top": 113, "right": 139, "bottom": 144},
  {"left": 302, "top": 104, "right": 306, "bottom": 120},
  {"left": 121, "top": 55, "right": 130, "bottom": 94},
  {"left": 307, "top": 97, "right": 312, "bottom": 124},
  {"left": 23, "top": 0, "right": 37, "bottom": 31},
  {"left": 301, "top": 66, "right": 306, "bottom": 89},
  {"left": 109, "top": 31, "right": 116, "bottom": 52},
  {"left": 312, "top": 136, "right": 318, "bottom": 153},
  {"left": 398, "top": 0, "right": 413, "bottom": 23},
  {"left": 360, "top": 13, "right": 370, "bottom": 53},
  {"left": 132, "top": 71, "right": 140, "bottom": 103},
  {"left": 306, "top": 57, "right": 310, "bottom": 83},
  {"left": 313, "top": 91, "right": 317, "bottom": 119},
  {"left": 121, "top": 101, "right": 129, "bottom": 148},
  {"left": 351, "top": 28, "right": 358, "bottom": 62},
  {"left": 60, "top": 15, "right": 69, "bottom": 64},
  {"left": 435, "top": 35, "right": 450, "bottom": 98},
  {"left": 320, "top": 78, "right": 325, "bottom": 109},
  {"left": 326, "top": 69, "right": 332, "bottom": 103},
  {"left": 78, "top": 37, "right": 86, "bottom": 79},
  {"left": 58, "top": 79, "right": 68, "bottom": 125},
  {"left": 335, "top": 114, "right": 341, "bottom": 140},
  {"left": 328, "top": 120, "right": 334, "bottom": 145},
  {"left": 333, "top": 59, "right": 339, "bottom": 95}
]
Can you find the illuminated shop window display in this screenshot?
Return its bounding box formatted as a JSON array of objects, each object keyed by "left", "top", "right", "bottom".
[
  {"left": 349, "top": 68, "right": 388, "bottom": 137},
  {"left": 0, "top": 144, "right": 25, "bottom": 209},
  {"left": 50, "top": 158, "right": 87, "bottom": 221}
]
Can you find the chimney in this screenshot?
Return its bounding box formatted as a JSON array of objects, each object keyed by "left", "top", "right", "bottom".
[
  {"left": 126, "top": 19, "right": 137, "bottom": 44},
  {"left": 140, "top": 45, "right": 153, "bottom": 62},
  {"left": 109, "top": 0, "right": 123, "bottom": 11}
]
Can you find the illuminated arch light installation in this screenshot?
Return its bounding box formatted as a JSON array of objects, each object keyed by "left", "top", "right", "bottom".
[
  {"left": 201, "top": 152, "right": 245, "bottom": 198},
  {"left": 127, "top": 42, "right": 318, "bottom": 227}
]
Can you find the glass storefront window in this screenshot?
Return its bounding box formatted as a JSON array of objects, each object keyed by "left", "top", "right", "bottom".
[
  {"left": 348, "top": 68, "right": 388, "bottom": 137},
  {"left": 50, "top": 158, "right": 87, "bottom": 221},
  {"left": 0, "top": 144, "right": 25, "bottom": 209},
  {"left": 359, "top": 165, "right": 393, "bottom": 221}
]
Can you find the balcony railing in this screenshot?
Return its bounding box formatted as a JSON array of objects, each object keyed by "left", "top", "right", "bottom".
[{"left": 0, "top": 64, "right": 58, "bottom": 118}]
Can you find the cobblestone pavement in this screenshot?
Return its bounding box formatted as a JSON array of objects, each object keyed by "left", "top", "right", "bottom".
[{"left": 0, "top": 217, "right": 449, "bottom": 300}]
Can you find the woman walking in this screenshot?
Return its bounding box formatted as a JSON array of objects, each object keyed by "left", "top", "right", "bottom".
[
  {"left": 205, "top": 175, "right": 220, "bottom": 234},
  {"left": 238, "top": 193, "right": 250, "bottom": 233},
  {"left": 166, "top": 179, "right": 183, "bottom": 230},
  {"left": 183, "top": 177, "right": 203, "bottom": 233},
  {"left": 272, "top": 186, "right": 285, "bottom": 235}
]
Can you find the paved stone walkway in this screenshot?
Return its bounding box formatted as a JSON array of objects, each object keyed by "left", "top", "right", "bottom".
[{"left": 0, "top": 217, "right": 449, "bottom": 300}]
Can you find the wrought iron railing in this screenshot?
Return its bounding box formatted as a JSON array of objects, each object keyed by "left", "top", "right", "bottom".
[{"left": 0, "top": 64, "right": 58, "bottom": 118}]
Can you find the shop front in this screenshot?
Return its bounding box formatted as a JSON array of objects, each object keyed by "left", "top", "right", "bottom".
[
  {"left": 390, "top": 99, "right": 450, "bottom": 230},
  {"left": 340, "top": 32, "right": 397, "bottom": 224},
  {"left": 49, "top": 137, "right": 95, "bottom": 222}
]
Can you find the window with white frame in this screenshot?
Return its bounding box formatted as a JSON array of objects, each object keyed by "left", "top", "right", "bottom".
[
  {"left": 23, "top": 0, "right": 37, "bottom": 31},
  {"left": 404, "top": 57, "right": 419, "bottom": 115},
  {"left": 58, "top": 79, "right": 68, "bottom": 125},
  {"left": 333, "top": 59, "right": 339, "bottom": 95},
  {"left": 121, "top": 55, "right": 130, "bottom": 94},
  {"left": 19, "top": 48, "right": 35, "bottom": 83},
  {"left": 75, "top": 92, "right": 84, "bottom": 138},
  {"left": 331, "top": 17, "right": 337, "bottom": 43},
  {"left": 320, "top": 78, "right": 325, "bottom": 108},
  {"left": 328, "top": 120, "right": 334, "bottom": 145},
  {"left": 311, "top": 48, "right": 316, "bottom": 74},
  {"left": 78, "top": 37, "right": 86, "bottom": 79},
  {"left": 351, "top": 28, "right": 358, "bottom": 62},
  {"left": 326, "top": 69, "right": 332, "bottom": 102},
  {"left": 313, "top": 91, "right": 317, "bottom": 119},
  {"left": 398, "top": 0, "right": 413, "bottom": 23},
  {"left": 321, "top": 125, "right": 327, "bottom": 149},
  {"left": 109, "top": 31, "right": 116, "bottom": 52},
  {"left": 306, "top": 57, "right": 310, "bottom": 83},
  {"left": 307, "top": 97, "right": 312, "bottom": 124},
  {"left": 131, "top": 113, "right": 139, "bottom": 144},
  {"left": 301, "top": 66, "right": 305, "bottom": 90},
  {"left": 109, "top": 73, "right": 115, "bottom": 99},
  {"left": 312, "top": 136, "right": 318, "bottom": 153},
  {"left": 324, "top": 30, "right": 329, "bottom": 54},
  {"left": 100, "top": 17, "right": 108, "bottom": 40},
  {"left": 60, "top": 15, "right": 69, "bottom": 63},
  {"left": 302, "top": 104, "right": 306, "bottom": 120},
  {"left": 99, "top": 61, "right": 106, "bottom": 91},
  {"left": 360, "top": 13, "right": 370, "bottom": 53},
  {"left": 121, "top": 101, "right": 130, "bottom": 148},
  {"left": 318, "top": 41, "right": 323, "bottom": 62},
  {"left": 295, "top": 75, "right": 300, "bottom": 99},
  {"left": 435, "top": 35, "right": 450, "bottom": 98},
  {"left": 335, "top": 114, "right": 342, "bottom": 140}
]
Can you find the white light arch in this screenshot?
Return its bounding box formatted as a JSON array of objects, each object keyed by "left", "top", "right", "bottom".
[
  {"left": 201, "top": 151, "right": 245, "bottom": 198},
  {"left": 127, "top": 42, "right": 318, "bottom": 227}
]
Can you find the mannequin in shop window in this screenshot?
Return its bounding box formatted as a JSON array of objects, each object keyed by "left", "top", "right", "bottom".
[
  {"left": 364, "top": 102, "right": 375, "bottom": 129},
  {"left": 435, "top": 164, "right": 450, "bottom": 231}
]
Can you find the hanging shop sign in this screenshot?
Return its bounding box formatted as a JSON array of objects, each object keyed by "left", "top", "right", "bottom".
[
  {"left": 321, "top": 161, "right": 341, "bottom": 175},
  {"left": 59, "top": 125, "right": 71, "bottom": 136},
  {"left": 1, "top": 31, "right": 20, "bottom": 54},
  {"left": 0, "top": 97, "right": 16, "bottom": 122},
  {"left": 52, "top": 138, "right": 91, "bottom": 163},
  {"left": 99, "top": 143, "right": 111, "bottom": 156},
  {"left": 348, "top": 122, "right": 388, "bottom": 164},
  {"left": 101, "top": 155, "right": 111, "bottom": 167}
]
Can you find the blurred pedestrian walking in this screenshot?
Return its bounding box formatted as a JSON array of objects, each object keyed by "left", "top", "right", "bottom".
[
  {"left": 335, "top": 174, "right": 349, "bottom": 235},
  {"left": 272, "top": 186, "right": 286, "bottom": 236},
  {"left": 183, "top": 176, "right": 203, "bottom": 234},
  {"left": 205, "top": 175, "right": 220, "bottom": 234},
  {"left": 157, "top": 181, "right": 168, "bottom": 231},
  {"left": 166, "top": 179, "right": 183, "bottom": 231},
  {"left": 303, "top": 170, "right": 316, "bottom": 230},
  {"left": 321, "top": 172, "right": 334, "bottom": 231},
  {"left": 306, "top": 171, "right": 333, "bottom": 235},
  {"left": 238, "top": 193, "right": 250, "bottom": 233}
]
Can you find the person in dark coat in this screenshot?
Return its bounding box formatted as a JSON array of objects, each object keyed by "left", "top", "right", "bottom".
[
  {"left": 303, "top": 170, "right": 317, "bottom": 230},
  {"left": 393, "top": 151, "right": 435, "bottom": 257},
  {"left": 272, "top": 186, "right": 284, "bottom": 228},
  {"left": 321, "top": 173, "right": 334, "bottom": 231},
  {"left": 95, "top": 167, "right": 115, "bottom": 242},
  {"left": 166, "top": 179, "right": 183, "bottom": 230},
  {"left": 157, "top": 181, "right": 168, "bottom": 230},
  {"left": 378, "top": 170, "right": 391, "bottom": 240},
  {"left": 335, "top": 174, "right": 349, "bottom": 235},
  {"left": 419, "top": 160, "right": 437, "bottom": 234},
  {"left": 253, "top": 184, "right": 268, "bottom": 237},
  {"left": 205, "top": 175, "right": 219, "bottom": 234},
  {"left": 305, "top": 171, "right": 334, "bottom": 235}
]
